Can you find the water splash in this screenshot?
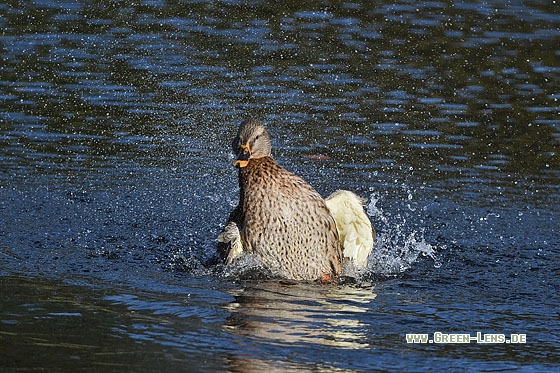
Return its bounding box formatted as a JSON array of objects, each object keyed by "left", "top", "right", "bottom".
[
  {"left": 219, "top": 254, "right": 273, "bottom": 280},
  {"left": 365, "top": 191, "right": 442, "bottom": 277},
  {"left": 189, "top": 189, "right": 442, "bottom": 282}
]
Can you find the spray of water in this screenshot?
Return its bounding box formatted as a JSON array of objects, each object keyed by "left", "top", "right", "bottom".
[
  {"left": 363, "top": 191, "right": 442, "bottom": 278},
  {"left": 170, "top": 188, "right": 442, "bottom": 282}
]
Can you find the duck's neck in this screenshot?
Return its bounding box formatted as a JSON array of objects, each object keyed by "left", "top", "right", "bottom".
[{"left": 237, "top": 156, "right": 274, "bottom": 192}]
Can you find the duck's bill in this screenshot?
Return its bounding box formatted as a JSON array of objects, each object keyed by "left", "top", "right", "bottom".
[
  {"left": 233, "top": 159, "right": 249, "bottom": 168},
  {"left": 233, "top": 145, "right": 251, "bottom": 168}
]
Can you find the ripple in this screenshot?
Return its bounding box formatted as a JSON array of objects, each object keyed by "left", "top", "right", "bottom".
[{"left": 0, "top": 1, "right": 558, "bottom": 370}]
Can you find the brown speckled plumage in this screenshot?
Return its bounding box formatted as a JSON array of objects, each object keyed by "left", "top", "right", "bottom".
[{"left": 217, "top": 118, "right": 343, "bottom": 281}]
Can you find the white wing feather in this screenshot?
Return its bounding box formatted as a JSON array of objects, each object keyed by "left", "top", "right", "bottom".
[{"left": 325, "top": 190, "right": 375, "bottom": 268}]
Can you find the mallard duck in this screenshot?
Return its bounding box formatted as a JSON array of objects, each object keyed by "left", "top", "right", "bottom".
[{"left": 216, "top": 118, "right": 375, "bottom": 281}]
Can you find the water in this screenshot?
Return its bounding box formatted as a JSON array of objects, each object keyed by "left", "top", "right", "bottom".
[{"left": 1, "top": 0, "right": 559, "bottom": 371}]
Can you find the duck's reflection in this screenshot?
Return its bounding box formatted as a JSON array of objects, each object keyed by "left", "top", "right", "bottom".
[{"left": 223, "top": 280, "right": 377, "bottom": 371}]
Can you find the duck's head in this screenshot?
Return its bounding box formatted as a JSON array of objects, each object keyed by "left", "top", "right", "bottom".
[{"left": 232, "top": 118, "right": 272, "bottom": 168}]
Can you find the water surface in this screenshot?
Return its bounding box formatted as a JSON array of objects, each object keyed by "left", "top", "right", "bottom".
[{"left": 1, "top": 0, "right": 559, "bottom": 371}]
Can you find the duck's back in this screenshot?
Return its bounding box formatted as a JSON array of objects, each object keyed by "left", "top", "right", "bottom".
[{"left": 239, "top": 157, "right": 343, "bottom": 280}]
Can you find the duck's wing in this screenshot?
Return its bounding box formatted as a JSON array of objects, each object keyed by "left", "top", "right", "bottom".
[
  {"left": 217, "top": 221, "right": 243, "bottom": 264},
  {"left": 325, "top": 190, "right": 375, "bottom": 268},
  {"left": 213, "top": 205, "right": 244, "bottom": 265}
]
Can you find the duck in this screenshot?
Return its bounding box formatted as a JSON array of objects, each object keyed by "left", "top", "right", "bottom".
[{"left": 215, "top": 118, "right": 375, "bottom": 281}]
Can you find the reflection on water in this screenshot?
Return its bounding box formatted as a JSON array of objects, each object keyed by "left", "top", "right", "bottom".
[
  {"left": 226, "top": 281, "right": 375, "bottom": 347},
  {"left": 0, "top": 276, "right": 378, "bottom": 372},
  {"left": 224, "top": 281, "right": 377, "bottom": 371}
]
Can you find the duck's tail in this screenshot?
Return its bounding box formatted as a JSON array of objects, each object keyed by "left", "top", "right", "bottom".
[{"left": 325, "top": 190, "right": 375, "bottom": 268}]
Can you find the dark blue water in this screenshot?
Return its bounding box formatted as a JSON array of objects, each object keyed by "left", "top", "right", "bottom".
[{"left": 1, "top": 0, "right": 559, "bottom": 371}]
